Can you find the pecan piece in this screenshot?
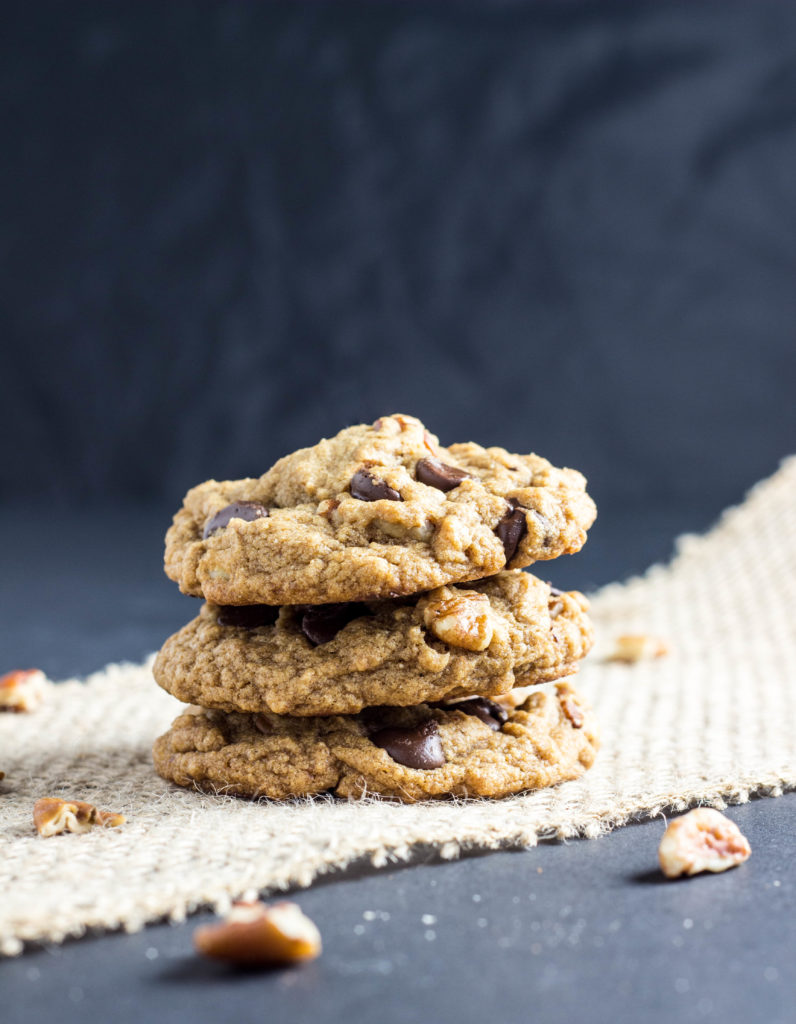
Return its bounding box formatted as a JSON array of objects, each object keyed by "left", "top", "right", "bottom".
[
  {"left": 0, "top": 669, "right": 48, "bottom": 712},
  {"left": 33, "top": 797, "right": 126, "bottom": 837},
  {"left": 423, "top": 591, "right": 494, "bottom": 651},
  {"left": 194, "top": 901, "right": 321, "bottom": 965},
  {"left": 607, "top": 634, "right": 669, "bottom": 663},
  {"left": 561, "top": 694, "right": 585, "bottom": 729},
  {"left": 658, "top": 808, "right": 751, "bottom": 878}
]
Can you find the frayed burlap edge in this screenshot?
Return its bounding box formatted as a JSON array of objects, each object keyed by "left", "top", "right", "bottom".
[{"left": 1, "top": 456, "right": 794, "bottom": 955}]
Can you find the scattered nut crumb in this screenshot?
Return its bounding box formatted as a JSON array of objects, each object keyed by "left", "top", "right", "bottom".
[
  {"left": 607, "top": 634, "right": 669, "bottom": 664},
  {"left": 33, "top": 797, "right": 126, "bottom": 837},
  {"left": 0, "top": 669, "right": 48, "bottom": 712},
  {"left": 194, "top": 901, "right": 321, "bottom": 966},
  {"left": 658, "top": 808, "right": 751, "bottom": 878}
]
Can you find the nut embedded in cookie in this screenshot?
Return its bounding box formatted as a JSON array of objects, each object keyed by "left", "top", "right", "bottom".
[
  {"left": 152, "top": 573, "right": 594, "bottom": 717},
  {"left": 422, "top": 590, "right": 495, "bottom": 651}
]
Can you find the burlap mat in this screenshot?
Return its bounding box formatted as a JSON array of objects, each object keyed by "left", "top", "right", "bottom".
[{"left": 1, "top": 459, "right": 795, "bottom": 955}]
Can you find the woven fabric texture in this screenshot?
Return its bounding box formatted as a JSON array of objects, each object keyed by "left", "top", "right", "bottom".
[{"left": 1, "top": 458, "right": 794, "bottom": 955}]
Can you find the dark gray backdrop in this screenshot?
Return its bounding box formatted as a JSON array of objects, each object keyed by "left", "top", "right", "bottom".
[
  {"left": 2, "top": 1, "right": 794, "bottom": 524},
  {"left": 2, "top": 7, "right": 795, "bottom": 1023}
]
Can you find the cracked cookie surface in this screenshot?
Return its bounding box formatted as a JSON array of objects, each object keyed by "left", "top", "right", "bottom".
[
  {"left": 153, "top": 573, "right": 593, "bottom": 716},
  {"left": 164, "top": 414, "right": 596, "bottom": 605},
  {"left": 152, "top": 681, "right": 598, "bottom": 803}
]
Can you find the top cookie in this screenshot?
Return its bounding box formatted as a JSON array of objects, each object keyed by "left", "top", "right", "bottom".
[{"left": 165, "top": 414, "right": 596, "bottom": 606}]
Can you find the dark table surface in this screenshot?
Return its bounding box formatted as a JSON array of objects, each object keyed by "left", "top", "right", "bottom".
[{"left": 1, "top": 502, "right": 794, "bottom": 1024}]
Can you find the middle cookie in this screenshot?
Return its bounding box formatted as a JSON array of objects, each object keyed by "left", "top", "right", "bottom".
[{"left": 153, "top": 571, "right": 593, "bottom": 717}]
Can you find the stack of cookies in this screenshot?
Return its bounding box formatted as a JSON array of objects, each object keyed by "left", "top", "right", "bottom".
[{"left": 153, "top": 415, "right": 599, "bottom": 803}]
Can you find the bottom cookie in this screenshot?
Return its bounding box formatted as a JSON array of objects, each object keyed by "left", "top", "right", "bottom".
[{"left": 152, "top": 682, "right": 598, "bottom": 803}]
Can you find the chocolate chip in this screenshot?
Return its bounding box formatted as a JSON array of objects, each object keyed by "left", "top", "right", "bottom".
[
  {"left": 415, "top": 457, "right": 474, "bottom": 492},
  {"left": 253, "top": 713, "right": 271, "bottom": 735},
  {"left": 203, "top": 500, "right": 269, "bottom": 539},
  {"left": 371, "top": 719, "right": 445, "bottom": 770},
  {"left": 299, "top": 603, "right": 367, "bottom": 645},
  {"left": 495, "top": 500, "right": 528, "bottom": 562},
  {"left": 446, "top": 697, "right": 508, "bottom": 731},
  {"left": 216, "top": 605, "right": 279, "bottom": 629},
  {"left": 350, "top": 469, "right": 402, "bottom": 502}
]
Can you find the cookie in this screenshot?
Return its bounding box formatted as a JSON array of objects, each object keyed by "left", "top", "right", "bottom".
[
  {"left": 152, "top": 681, "right": 598, "bottom": 803},
  {"left": 164, "top": 414, "right": 596, "bottom": 605},
  {"left": 153, "top": 573, "right": 593, "bottom": 716}
]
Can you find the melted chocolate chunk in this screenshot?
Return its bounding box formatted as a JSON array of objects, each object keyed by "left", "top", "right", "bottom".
[
  {"left": 349, "top": 469, "right": 402, "bottom": 502},
  {"left": 415, "top": 457, "right": 474, "bottom": 492},
  {"left": 203, "top": 500, "right": 269, "bottom": 539},
  {"left": 495, "top": 500, "right": 528, "bottom": 562},
  {"left": 370, "top": 719, "right": 445, "bottom": 770},
  {"left": 446, "top": 696, "right": 508, "bottom": 731},
  {"left": 216, "top": 605, "right": 279, "bottom": 629},
  {"left": 300, "top": 603, "right": 367, "bottom": 645}
]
